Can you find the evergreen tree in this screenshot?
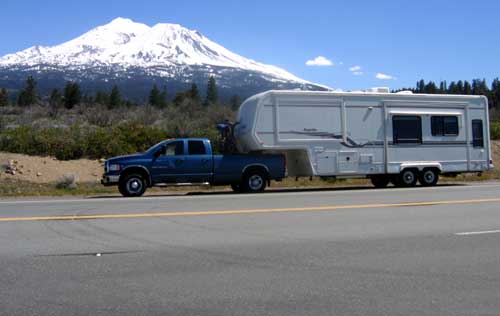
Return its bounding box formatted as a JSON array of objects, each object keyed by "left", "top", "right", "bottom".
[
  {"left": 417, "top": 79, "right": 425, "bottom": 93},
  {"left": 17, "top": 76, "right": 38, "bottom": 106},
  {"left": 439, "top": 81, "right": 447, "bottom": 94},
  {"left": 456, "top": 80, "right": 464, "bottom": 94},
  {"left": 448, "top": 81, "right": 458, "bottom": 94},
  {"left": 109, "top": 85, "right": 122, "bottom": 108},
  {"left": 95, "top": 90, "right": 109, "bottom": 105},
  {"left": 204, "top": 76, "right": 218, "bottom": 106},
  {"left": 463, "top": 81, "right": 472, "bottom": 95},
  {"left": 424, "top": 81, "right": 438, "bottom": 94},
  {"left": 189, "top": 83, "right": 200, "bottom": 101},
  {"left": 149, "top": 84, "right": 161, "bottom": 106},
  {"left": 49, "top": 89, "right": 62, "bottom": 108},
  {"left": 229, "top": 95, "right": 242, "bottom": 111},
  {"left": 492, "top": 78, "right": 500, "bottom": 108},
  {"left": 159, "top": 85, "right": 168, "bottom": 108},
  {"left": 0, "top": 88, "right": 8, "bottom": 106},
  {"left": 63, "top": 82, "right": 81, "bottom": 109}
]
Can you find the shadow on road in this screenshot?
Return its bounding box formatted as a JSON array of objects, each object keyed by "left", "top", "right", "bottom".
[{"left": 88, "top": 183, "right": 466, "bottom": 199}]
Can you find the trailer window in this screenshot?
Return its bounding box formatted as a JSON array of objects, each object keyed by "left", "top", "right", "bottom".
[
  {"left": 188, "top": 141, "right": 207, "bottom": 155},
  {"left": 393, "top": 116, "right": 422, "bottom": 144},
  {"left": 472, "top": 120, "right": 484, "bottom": 147},
  {"left": 431, "top": 116, "right": 459, "bottom": 136}
]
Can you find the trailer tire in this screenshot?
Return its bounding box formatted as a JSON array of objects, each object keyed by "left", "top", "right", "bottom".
[
  {"left": 118, "top": 173, "right": 147, "bottom": 197},
  {"left": 419, "top": 168, "right": 439, "bottom": 186},
  {"left": 397, "top": 169, "right": 418, "bottom": 187},
  {"left": 370, "top": 175, "right": 390, "bottom": 188},
  {"left": 241, "top": 170, "right": 267, "bottom": 193}
]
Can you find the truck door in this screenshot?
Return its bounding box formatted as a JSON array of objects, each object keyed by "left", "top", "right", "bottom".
[
  {"left": 184, "top": 140, "right": 213, "bottom": 183},
  {"left": 151, "top": 140, "right": 186, "bottom": 183}
]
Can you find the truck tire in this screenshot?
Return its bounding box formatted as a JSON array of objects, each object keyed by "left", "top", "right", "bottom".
[
  {"left": 419, "top": 168, "right": 439, "bottom": 186},
  {"left": 119, "top": 173, "right": 147, "bottom": 197},
  {"left": 370, "top": 175, "right": 390, "bottom": 188},
  {"left": 397, "top": 169, "right": 418, "bottom": 187},
  {"left": 242, "top": 171, "right": 267, "bottom": 193}
]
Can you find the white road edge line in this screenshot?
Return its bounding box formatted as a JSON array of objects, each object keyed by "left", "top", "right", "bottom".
[
  {"left": 1, "top": 182, "right": 500, "bottom": 205},
  {"left": 455, "top": 230, "right": 500, "bottom": 236}
]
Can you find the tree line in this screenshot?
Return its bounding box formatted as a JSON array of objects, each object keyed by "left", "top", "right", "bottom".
[
  {"left": 0, "top": 75, "right": 242, "bottom": 110},
  {"left": 395, "top": 78, "right": 500, "bottom": 108}
]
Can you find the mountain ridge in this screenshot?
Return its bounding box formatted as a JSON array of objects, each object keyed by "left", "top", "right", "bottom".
[{"left": 0, "top": 17, "right": 329, "bottom": 100}]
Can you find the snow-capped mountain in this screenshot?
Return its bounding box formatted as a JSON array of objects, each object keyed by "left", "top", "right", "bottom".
[{"left": 0, "top": 18, "right": 327, "bottom": 99}]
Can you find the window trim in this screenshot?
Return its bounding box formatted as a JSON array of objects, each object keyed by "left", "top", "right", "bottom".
[
  {"left": 392, "top": 115, "right": 423, "bottom": 144},
  {"left": 431, "top": 116, "right": 459, "bottom": 137}
]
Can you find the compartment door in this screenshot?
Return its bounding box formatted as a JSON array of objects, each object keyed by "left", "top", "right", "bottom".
[
  {"left": 338, "top": 151, "right": 359, "bottom": 173},
  {"left": 316, "top": 152, "right": 337, "bottom": 175}
]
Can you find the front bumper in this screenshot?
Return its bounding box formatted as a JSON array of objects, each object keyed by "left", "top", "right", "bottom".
[{"left": 101, "top": 174, "right": 120, "bottom": 186}]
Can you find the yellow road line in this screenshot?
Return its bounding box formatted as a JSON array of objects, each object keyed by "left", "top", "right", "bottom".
[{"left": 1, "top": 198, "right": 500, "bottom": 223}]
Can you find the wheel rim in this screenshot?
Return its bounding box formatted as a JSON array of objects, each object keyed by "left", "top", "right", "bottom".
[
  {"left": 127, "top": 177, "right": 143, "bottom": 194},
  {"left": 248, "top": 175, "right": 264, "bottom": 191},
  {"left": 403, "top": 171, "right": 415, "bottom": 184},
  {"left": 424, "top": 171, "right": 435, "bottom": 183}
]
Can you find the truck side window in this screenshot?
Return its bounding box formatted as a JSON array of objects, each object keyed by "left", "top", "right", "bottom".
[
  {"left": 472, "top": 120, "right": 484, "bottom": 147},
  {"left": 431, "top": 116, "right": 459, "bottom": 136},
  {"left": 165, "top": 141, "right": 184, "bottom": 156},
  {"left": 393, "top": 115, "right": 422, "bottom": 144},
  {"left": 188, "top": 141, "right": 207, "bottom": 155}
]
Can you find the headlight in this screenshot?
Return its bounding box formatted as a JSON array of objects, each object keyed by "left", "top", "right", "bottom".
[{"left": 109, "top": 164, "right": 121, "bottom": 172}]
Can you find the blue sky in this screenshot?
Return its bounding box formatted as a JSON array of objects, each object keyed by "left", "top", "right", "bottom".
[{"left": 1, "top": 0, "right": 499, "bottom": 90}]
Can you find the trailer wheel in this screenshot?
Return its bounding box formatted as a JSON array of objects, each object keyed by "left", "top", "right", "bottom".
[
  {"left": 118, "top": 174, "right": 147, "bottom": 197},
  {"left": 397, "top": 169, "right": 418, "bottom": 187},
  {"left": 242, "top": 170, "right": 267, "bottom": 193},
  {"left": 370, "top": 175, "right": 390, "bottom": 188},
  {"left": 419, "top": 168, "right": 439, "bottom": 186}
]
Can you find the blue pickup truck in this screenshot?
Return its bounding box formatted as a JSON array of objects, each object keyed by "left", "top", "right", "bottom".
[{"left": 101, "top": 138, "right": 286, "bottom": 197}]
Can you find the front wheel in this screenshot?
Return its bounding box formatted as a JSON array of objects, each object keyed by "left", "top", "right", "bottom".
[
  {"left": 119, "top": 174, "right": 147, "bottom": 197},
  {"left": 241, "top": 171, "right": 267, "bottom": 193}
]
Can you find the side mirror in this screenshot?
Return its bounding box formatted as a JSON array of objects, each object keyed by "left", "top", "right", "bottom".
[{"left": 154, "top": 146, "right": 165, "bottom": 158}]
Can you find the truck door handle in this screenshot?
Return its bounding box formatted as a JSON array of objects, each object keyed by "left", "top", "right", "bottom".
[
  {"left": 202, "top": 158, "right": 210, "bottom": 163},
  {"left": 175, "top": 159, "right": 184, "bottom": 164}
]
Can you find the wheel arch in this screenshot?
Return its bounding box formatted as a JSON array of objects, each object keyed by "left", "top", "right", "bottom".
[{"left": 120, "top": 165, "right": 152, "bottom": 186}]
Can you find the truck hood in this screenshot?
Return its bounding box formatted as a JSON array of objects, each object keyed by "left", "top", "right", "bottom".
[{"left": 107, "top": 153, "right": 146, "bottom": 164}]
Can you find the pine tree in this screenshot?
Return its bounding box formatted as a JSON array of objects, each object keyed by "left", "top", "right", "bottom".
[
  {"left": 17, "top": 76, "right": 38, "bottom": 106},
  {"left": 49, "top": 89, "right": 62, "bottom": 107},
  {"left": 159, "top": 85, "right": 168, "bottom": 108},
  {"left": 463, "top": 81, "right": 472, "bottom": 95},
  {"left": 417, "top": 79, "right": 425, "bottom": 93},
  {"left": 109, "top": 85, "right": 122, "bottom": 109},
  {"left": 204, "top": 76, "right": 218, "bottom": 106},
  {"left": 189, "top": 83, "right": 200, "bottom": 101},
  {"left": 229, "top": 95, "right": 242, "bottom": 111},
  {"left": 95, "top": 91, "right": 109, "bottom": 105},
  {"left": 149, "top": 84, "right": 161, "bottom": 106},
  {"left": 439, "top": 81, "right": 447, "bottom": 94},
  {"left": 63, "top": 82, "right": 81, "bottom": 109},
  {"left": 0, "top": 88, "right": 8, "bottom": 106}
]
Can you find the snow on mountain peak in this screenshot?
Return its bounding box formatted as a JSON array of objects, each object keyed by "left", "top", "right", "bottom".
[{"left": 0, "top": 18, "right": 307, "bottom": 83}]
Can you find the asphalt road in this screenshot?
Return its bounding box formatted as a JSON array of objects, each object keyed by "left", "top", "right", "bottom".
[{"left": 1, "top": 183, "right": 500, "bottom": 315}]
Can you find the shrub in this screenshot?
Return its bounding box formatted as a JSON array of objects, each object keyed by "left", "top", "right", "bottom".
[
  {"left": 55, "top": 174, "right": 78, "bottom": 190},
  {"left": 490, "top": 121, "right": 500, "bottom": 140}
]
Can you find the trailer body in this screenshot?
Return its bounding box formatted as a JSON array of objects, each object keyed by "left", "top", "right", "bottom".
[{"left": 235, "top": 90, "right": 493, "bottom": 182}]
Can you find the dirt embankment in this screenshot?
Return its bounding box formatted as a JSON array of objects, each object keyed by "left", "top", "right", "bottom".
[
  {"left": 1, "top": 140, "right": 500, "bottom": 184},
  {"left": 0, "top": 153, "right": 103, "bottom": 183}
]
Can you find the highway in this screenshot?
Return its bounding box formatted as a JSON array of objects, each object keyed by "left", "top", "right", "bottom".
[{"left": 1, "top": 183, "right": 500, "bottom": 315}]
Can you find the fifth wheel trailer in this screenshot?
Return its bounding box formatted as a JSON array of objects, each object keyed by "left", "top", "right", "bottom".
[{"left": 234, "top": 89, "right": 493, "bottom": 187}]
